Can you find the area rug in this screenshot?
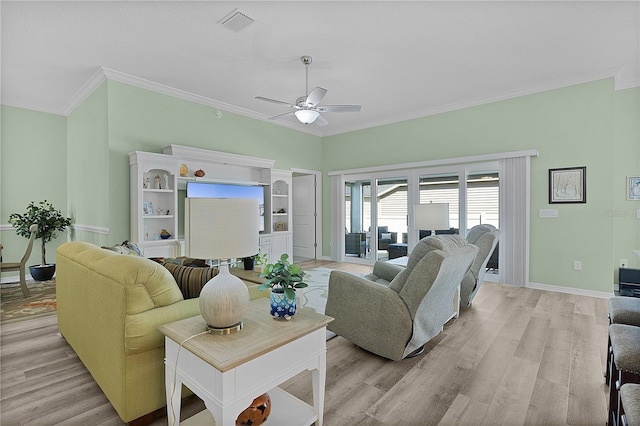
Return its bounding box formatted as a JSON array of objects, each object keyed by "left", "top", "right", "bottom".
[
  {"left": 299, "top": 267, "right": 332, "bottom": 313},
  {"left": 298, "top": 267, "right": 335, "bottom": 339},
  {"left": 0, "top": 279, "right": 57, "bottom": 323}
]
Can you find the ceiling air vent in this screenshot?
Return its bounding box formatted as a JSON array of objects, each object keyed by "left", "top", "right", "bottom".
[{"left": 219, "top": 9, "right": 255, "bottom": 33}]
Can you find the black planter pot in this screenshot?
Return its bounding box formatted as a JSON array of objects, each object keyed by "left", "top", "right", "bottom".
[
  {"left": 243, "top": 257, "right": 255, "bottom": 271},
  {"left": 29, "top": 264, "right": 56, "bottom": 281}
]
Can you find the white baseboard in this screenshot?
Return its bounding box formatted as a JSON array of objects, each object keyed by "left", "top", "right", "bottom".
[{"left": 527, "top": 281, "right": 614, "bottom": 299}]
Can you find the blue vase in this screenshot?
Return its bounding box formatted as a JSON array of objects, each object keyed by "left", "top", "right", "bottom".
[{"left": 270, "top": 291, "right": 297, "bottom": 319}]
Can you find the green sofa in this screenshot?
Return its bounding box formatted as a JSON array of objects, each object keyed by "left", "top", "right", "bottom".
[{"left": 55, "top": 241, "right": 263, "bottom": 423}]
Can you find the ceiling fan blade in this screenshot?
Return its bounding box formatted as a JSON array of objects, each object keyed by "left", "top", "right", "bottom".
[
  {"left": 316, "top": 105, "right": 362, "bottom": 113},
  {"left": 268, "top": 111, "right": 295, "bottom": 120},
  {"left": 255, "top": 96, "right": 297, "bottom": 108},
  {"left": 305, "top": 86, "right": 327, "bottom": 107},
  {"left": 314, "top": 114, "right": 329, "bottom": 126}
]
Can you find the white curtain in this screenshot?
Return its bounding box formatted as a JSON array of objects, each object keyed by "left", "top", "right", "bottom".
[
  {"left": 330, "top": 174, "right": 344, "bottom": 261},
  {"left": 499, "top": 156, "right": 531, "bottom": 286}
]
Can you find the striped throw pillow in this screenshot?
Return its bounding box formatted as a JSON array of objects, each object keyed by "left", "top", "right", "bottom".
[{"left": 161, "top": 262, "right": 219, "bottom": 299}]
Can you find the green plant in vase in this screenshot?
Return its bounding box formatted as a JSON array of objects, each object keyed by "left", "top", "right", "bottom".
[
  {"left": 258, "top": 254, "right": 308, "bottom": 319},
  {"left": 9, "top": 200, "right": 72, "bottom": 281}
]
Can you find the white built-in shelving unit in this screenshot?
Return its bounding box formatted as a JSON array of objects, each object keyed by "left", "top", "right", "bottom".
[{"left": 129, "top": 145, "right": 293, "bottom": 262}]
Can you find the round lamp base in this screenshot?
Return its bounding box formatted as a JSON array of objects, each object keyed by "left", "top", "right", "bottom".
[{"left": 206, "top": 321, "right": 243, "bottom": 335}]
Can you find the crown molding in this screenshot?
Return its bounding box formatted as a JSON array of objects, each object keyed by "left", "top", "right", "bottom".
[
  {"left": 99, "top": 68, "right": 323, "bottom": 137},
  {"left": 62, "top": 67, "right": 108, "bottom": 115},
  {"left": 322, "top": 66, "right": 635, "bottom": 137},
  {"left": 59, "top": 65, "right": 637, "bottom": 138}
]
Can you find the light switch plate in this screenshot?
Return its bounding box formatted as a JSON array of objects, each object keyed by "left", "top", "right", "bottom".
[{"left": 539, "top": 209, "right": 559, "bottom": 218}]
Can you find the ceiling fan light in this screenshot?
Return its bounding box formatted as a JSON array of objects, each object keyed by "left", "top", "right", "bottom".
[{"left": 294, "top": 109, "right": 319, "bottom": 124}]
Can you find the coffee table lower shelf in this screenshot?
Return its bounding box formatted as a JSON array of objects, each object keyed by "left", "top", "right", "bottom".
[{"left": 182, "top": 387, "right": 316, "bottom": 426}]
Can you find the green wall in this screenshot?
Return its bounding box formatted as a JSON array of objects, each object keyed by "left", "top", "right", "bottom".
[
  {"left": 1, "top": 78, "right": 638, "bottom": 294},
  {"left": 322, "top": 79, "right": 639, "bottom": 293},
  {"left": 67, "top": 82, "right": 110, "bottom": 246},
  {"left": 1, "top": 105, "right": 68, "bottom": 266},
  {"left": 104, "top": 81, "right": 323, "bottom": 245}
]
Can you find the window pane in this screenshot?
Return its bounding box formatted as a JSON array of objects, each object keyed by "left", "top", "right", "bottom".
[
  {"left": 467, "top": 172, "right": 499, "bottom": 229},
  {"left": 418, "top": 174, "right": 459, "bottom": 232},
  {"left": 377, "top": 177, "right": 407, "bottom": 260},
  {"left": 344, "top": 179, "right": 372, "bottom": 259}
]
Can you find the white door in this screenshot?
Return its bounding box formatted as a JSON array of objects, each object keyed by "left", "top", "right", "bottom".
[{"left": 292, "top": 174, "right": 317, "bottom": 260}]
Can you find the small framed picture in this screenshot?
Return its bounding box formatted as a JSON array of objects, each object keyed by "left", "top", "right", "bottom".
[
  {"left": 549, "top": 167, "right": 586, "bottom": 204},
  {"left": 143, "top": 201, "right": 154, "bottom": 216},
  {"left": 275, "top": 222, "right": 286, "bottom": 231},
  {"left": 628, "top": 176, "right": 640, "bottom": 200}
]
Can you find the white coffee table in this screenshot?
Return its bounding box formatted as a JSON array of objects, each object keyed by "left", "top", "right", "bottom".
[{"left": 159, "top": 297, "right": 333, "bottom": 426}]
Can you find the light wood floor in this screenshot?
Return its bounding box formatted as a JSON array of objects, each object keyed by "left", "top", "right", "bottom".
[{"left": 0, "top": 261, "right": 610, "bottom": 425}]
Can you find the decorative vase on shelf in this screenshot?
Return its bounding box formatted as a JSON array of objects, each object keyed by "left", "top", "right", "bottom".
[
  {"left": 269, "top": 290, "right": 297, "bottom": 319},
  {"left": 160, "top": 229, "right": 171, "bottom": 239},
  {"left": 180, "top": 164, "right": 188, "bottom": 177}
]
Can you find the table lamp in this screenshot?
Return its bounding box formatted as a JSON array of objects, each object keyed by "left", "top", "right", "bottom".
[
  {"left": 186, "top": 198, "right": 259, "bottom": 334},
  {"left": 414, "top": 202, "right": 450, "bottom": 237}
]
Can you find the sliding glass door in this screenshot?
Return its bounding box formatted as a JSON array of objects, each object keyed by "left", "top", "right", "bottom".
[
  {"left": 344, "top": 179, "right": 372, "bottom": 260},
  {"left": 339, "top": 163, "right": 500, "bottom": 274},
  {"left": 376, "top": 177, "right": 408, "bottom": 261},
  {"left": 418, "top": 173, "right": 460, "bottom": 236}
]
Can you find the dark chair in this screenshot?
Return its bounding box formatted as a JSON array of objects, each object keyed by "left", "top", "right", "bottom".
[
  {"left": 419, "top": 228, "right": 458, "bottom": 239},
  {"left": 377, "top": 226, "right": 397, "bottom": 250},
  {"left": 345, "top": 232, "right": 366, "bottom": 257},
  {"left": 486, "top": 242, "right": 499, "bottom": 270}
]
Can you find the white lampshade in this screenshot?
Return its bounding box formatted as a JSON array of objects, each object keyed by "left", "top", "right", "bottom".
[
  {"left": 185, "top": 198, "right": 259, "bottom": 333},
  {"left": 414, "top": 203, "right": 450, "bottom": 235},
  {"left": 294, "top": 109, "right": 319, "bottom": 124}
]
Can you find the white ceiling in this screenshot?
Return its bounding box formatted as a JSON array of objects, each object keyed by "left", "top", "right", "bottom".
[{"left": 2, "top": 1, "right": 639, "bottom": 137}]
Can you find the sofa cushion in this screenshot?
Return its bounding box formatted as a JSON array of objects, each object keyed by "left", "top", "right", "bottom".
[
  {"left": 101, "top": 240, "right": 142, "bottom": 256},
  {"left": 161, "top": 262, "right": 219, "bottom": 299}
]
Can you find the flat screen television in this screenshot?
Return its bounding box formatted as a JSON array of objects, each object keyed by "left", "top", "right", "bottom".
[{"left": 186, "top": 181, "right": 265, "bottom": 232}]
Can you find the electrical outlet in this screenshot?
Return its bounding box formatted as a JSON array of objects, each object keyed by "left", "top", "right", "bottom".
[
  {"left": 573, "top": 260, "right": 582, "bottom": 271},
  {"left": 620, "top": 259, "right": 628, "bottom": 268}
]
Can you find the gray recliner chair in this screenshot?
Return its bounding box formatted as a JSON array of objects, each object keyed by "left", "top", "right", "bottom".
[
  {"left": 460, "top": 224, "right": 500, "bottom": 308},
  {"left": 325, "top": 235, "right": 478, "bottom": 361}
]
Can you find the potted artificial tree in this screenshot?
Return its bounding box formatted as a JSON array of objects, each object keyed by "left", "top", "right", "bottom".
[
  {"left": 9, "top": 200, "right": 72, "bottom": 281},
  {"left": 258, "top": 253, "right": 308, "bottom": 319}
]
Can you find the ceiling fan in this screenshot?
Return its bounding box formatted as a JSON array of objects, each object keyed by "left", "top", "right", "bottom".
[{"left": 255, "top": 56, "right": 362, "bottom": 126}]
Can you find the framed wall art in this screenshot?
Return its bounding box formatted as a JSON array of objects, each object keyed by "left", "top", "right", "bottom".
[
  {"left": 549, "top": 166, "right": 586, "bottom": 204},
  {"left": 628, "top": 176, "right": 640, "bottom": 200}
]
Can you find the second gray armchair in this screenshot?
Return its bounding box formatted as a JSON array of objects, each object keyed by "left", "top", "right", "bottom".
[
  {"left": 460, "top": 224, "right": 500, "bottom": 308},
  {"left": 325, "top": 235, "right": 478, "bottom": 361}
]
